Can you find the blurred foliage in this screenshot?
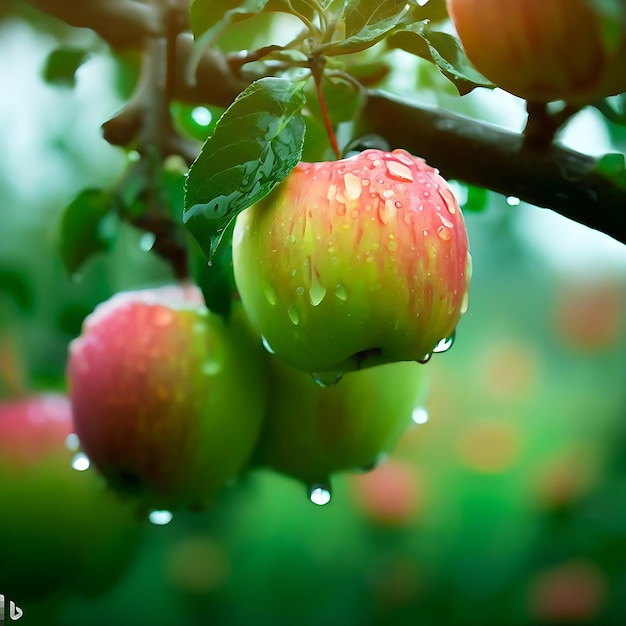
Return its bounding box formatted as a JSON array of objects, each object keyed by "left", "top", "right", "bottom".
[{"left": 0, "top": 3, "right": 626, "bottom": 626}]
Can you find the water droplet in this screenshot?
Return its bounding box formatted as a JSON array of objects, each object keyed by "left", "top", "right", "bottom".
[
  {"left": 388, "top": 234, "right": 397, "bottom": 252},
  {"left": 411, "top": 406, "right": 429, "bottom": 424},
  {"left": 261, "top": 336, "right": 275, "bottom": 354},
  {"left": 139, "top": 232, "right": 157, "bottom": 252},
  {"left": 335, "top": 283, "right": 348, "bottom": 301},
  {"left": 288, "top": 304, "right": 300, "bottom": 325},
  {"left": 65, "top": 433, "right": 80, "bottom": 451},
  {"left": 336, "top": 204, "right": 346, "bottom": 216},
  {"left": 343, "top": 171, "right": 362, "bottom": 200},
  {"left": 361, "top": 178, "right": 370, "bottom": 187},
  {"left": 71, "top": 452, "right": 90, "bottom": 471},
  {"left": 506, "top": 196, "right": 520, "bottom": 206},
  {"left": 386, "top": 159, "right": 414, "bottom": 182},
  {"left": 308, "top": 482, "right": 332, "bottom": 506},
  {"left": 149, "top": 510, "right": 173, "bottom": 525},
  {"left": 439, "top": 214, "right": 454, "bottom": 228},
  {"left": 309, "top": 273, "right": 327, "bottom": 306},
  {"left": 373, "top": 159, "right": 383, "bottom": 167},
  {"left": 261, "top": 281, "right": 277, "bottom": 305},
  {"left": 417, "top": 353, "right": 431, "bottom": 364},
  {"left": 296, "top": 286, "right": 305, "bottom": 296},
  {"left": 394, "top": 201, "right": 402, "bottom": 208},
  {"left": 437, "top": 226, "right": 452, "bottom": 241},
  {"left": 312, "top": 371, "right": 343, "bottom": 387},
  {"left": 382, "top": 189, "right": 395, "bottom": 199},
  {"left": 287, "top": 234, "right": 296, "bottom": 244},
  {"left": 423, "top": 229, "right": 429, "bottom": 237},
  {"left": 460, "top": 290, "right": 469, "bottom": 315},
  {"left": 202, "top": 359, "right": 222, "bottom": 375},
  {"left": 433, "top": 331, "right": 455, "bottom": 353}
]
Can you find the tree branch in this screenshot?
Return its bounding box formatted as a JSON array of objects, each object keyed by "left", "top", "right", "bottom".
[
  {"left": 25, "top": 0, "right": 626, "bottom": 245},
  {"left": 360, "top": 93, "right": 626, "bottom": 245}
]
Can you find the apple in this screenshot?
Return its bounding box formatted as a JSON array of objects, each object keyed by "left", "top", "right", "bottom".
[
  {"left": 0, "top": 394, "right": 142, "bottom": 600},
  {"left": 232, "top": 148, "right": 471, "bottom": 375},
  {"left": 447, "top": 0, "right": 626, "bottom": 103},
  {"left": 66, "top": 284, "right": 268, "bottom": 510},
  {"left": 254, "top": 356, "right": 428, "bottom": 489}
]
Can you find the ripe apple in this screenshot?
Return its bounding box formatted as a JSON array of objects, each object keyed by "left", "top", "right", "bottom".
[
  {"left": 66, "top": 284, "right": 268, "bottom": 510},
  {"left": 0, "top": 394, "right": 142, "bottom": 600},
  {"left": 254, "top": 356, "right": 428, "bottom": 488},
  {"left": 447, "top": 0, "right": 626, "bottom": 103},
  {"left": 232, "top": 148, "right": 471, "bottom": 375}
]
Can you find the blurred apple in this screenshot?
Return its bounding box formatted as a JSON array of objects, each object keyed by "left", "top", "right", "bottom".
[
  {"left": 0, "top": 394, "right": 142, "bottom": 600},
  {"left": 66, "top": 284, "right": 268, "bottom": 510},
  {"left": 447, "top": 0, "right": 626, "bottom": 103},
  {"left": 233, "top": 148, "right": 471, "bottom": 376},
  {"left": 254, "top": 356, "right": 428, "bottom": 492}
]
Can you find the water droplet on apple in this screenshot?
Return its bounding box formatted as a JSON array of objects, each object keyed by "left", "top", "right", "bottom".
[
  {"left": 433, "top": 331, "right": 455, "bottom": 353},
  {"left": 65, "top": 433, "right": 80, "bottom": 451},
  {"left": 287, "top": 234, "right": 296, "bottom": 244},
  {"left": 139, "top": 231, "right": 157, "bottom": 251},
  {"left": 436, "top": 226, "right": 452, "bottom": 241},
  {"left": 344, "top": 171, "right": 362, "bottom": 200},
  {"left": 336, "top": 204, "right": 346, "bottom": 216},
  {"left": 288, "top": 304, "right": 300, "bottom": 325},
  {"left": 411, "top": 406, "right": 429, "bottom": 424},
  {"left": 361, "top": 178, "right": 370, "bottom": 187},
  {"left": 309, "top": 275, "right": 327, "bottom": 306},
  {"left": 311, "top": 371, "right": 343, "bottom": 387},
  {"left": 261, "top": 336, "right": 275, "bottom": 354},
  {"left": 460, "top": 290, "right": 469, "bottom": 315},
  {"left": 261, "top": 281, "right": 277, "bottom": 305},
  {"left": 335, "top": 283, "right": 348, "bottom": 301},
  {"left": 385, "top": 159, "right": 414, "bottom": 182},
  {"left": 506, "top": 196, "right": 520, "bottom": 206},
  {"left": 154, "top": 308, "right": 175, "bottom": 327},
  {"left": 296, "top": 286, "right": 305, "bottom": 296},
  {"left": 149, "top": 510, "right": 173, "bottom": 525},
  {"left": 71, "top": 452, "right": 90, "bottom": 471},
  {"left": 308, "top": 482, "right": 332, "bottom": 506},
  {"left": 417, "top": 353, "right": 431, "bottom": 364}
]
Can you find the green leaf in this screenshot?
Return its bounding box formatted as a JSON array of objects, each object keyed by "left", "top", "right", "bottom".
[
  {"left": 188, "top": 227, "right": 236, "bottom": 318},
  {"left": 342, "top": 0, "right": 420, "bottom": 38},
  {"left": 189, "top": 0, "right": 290, "bottom": 39},
  {"left": 183, "top": 77, "right": 306, "bottom": 260},
  {"left": 42, "top": 47, "right": 89, "bottom": 88},
  {"left": 321, "top": 6, "right": 421, "bottom": 56},
  {"left": 59, "top": 189, "right": 118, "bottom": 274},
  {"left": 387, "top": 22, "right": 494, "bottom": 95}
]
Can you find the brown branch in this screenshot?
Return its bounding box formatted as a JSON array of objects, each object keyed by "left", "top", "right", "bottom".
[
  {"left": 359, "top": 93, "right": 626, "bottom": 245},
  {"left": 24, "top": 0, "right": 626, "bottom": 245}
]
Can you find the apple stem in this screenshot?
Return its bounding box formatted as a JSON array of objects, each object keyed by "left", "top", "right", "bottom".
[{"left": 313, "top": 65, "right": 341, "bottom": 160}]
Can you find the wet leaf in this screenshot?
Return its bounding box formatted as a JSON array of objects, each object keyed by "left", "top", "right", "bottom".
[{"left": 183, "top": 77, "right": 306, "bottom": 260}]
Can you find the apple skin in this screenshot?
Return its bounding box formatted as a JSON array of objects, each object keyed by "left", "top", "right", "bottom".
[
  {"left": 254, "top": 357, "right": 428, "bottom": 486},
  {"left": 66, "top": 285, "right": 268, "bottom": 510},
  {"left": 233, "top": 149, "right": 471, "bottom": 375},
  {"left": 0, "top": 394, "right": 142, "bottom": 600},
  {"left": 447, "top": 0, "right": 626, "bottom": 103}
]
